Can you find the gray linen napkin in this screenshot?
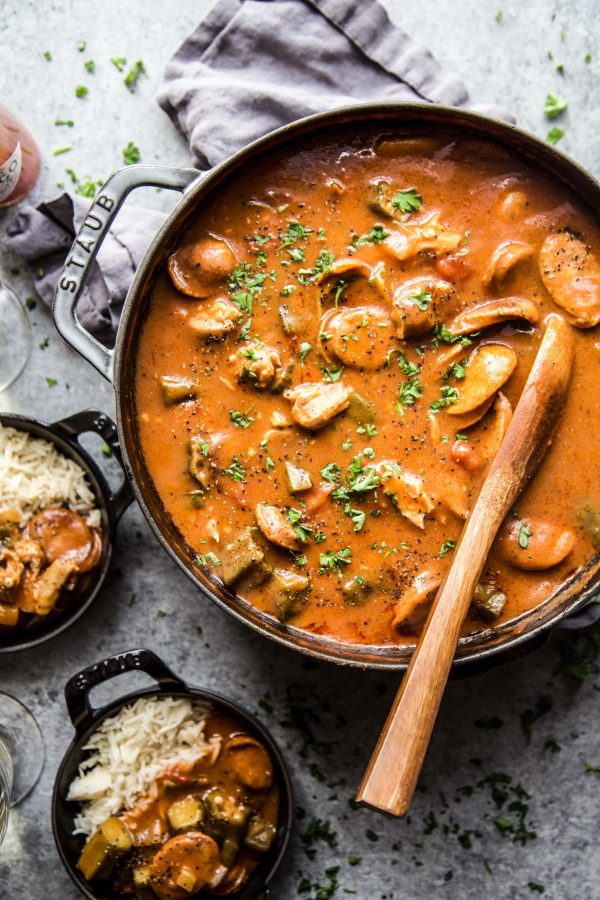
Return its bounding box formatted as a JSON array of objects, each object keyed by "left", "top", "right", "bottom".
[{"left": 4, "top": 0, "right": 597, "bottom": 628}]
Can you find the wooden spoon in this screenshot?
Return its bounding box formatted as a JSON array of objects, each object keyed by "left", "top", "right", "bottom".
[{"left": 356, "top": 313, "right": 574, "bottom": 817}]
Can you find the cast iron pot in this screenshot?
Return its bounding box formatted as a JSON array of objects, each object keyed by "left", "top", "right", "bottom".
[
  {"left": 0, "top": 410, "right": 132, "bottom": 652},
  {"left": 52, "top": 103, "right": 600, "bottom": 670},
  {"left": 52, "top": 648, "right": 293, "bottom": 900}
]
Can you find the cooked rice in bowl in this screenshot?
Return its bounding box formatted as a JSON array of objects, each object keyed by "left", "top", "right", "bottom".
[
  {"left": 0, "top": 424, "right": 100, "bottom": 527},
  {"left": 67, "top": 696, "right": 220, "bottom": 836}
]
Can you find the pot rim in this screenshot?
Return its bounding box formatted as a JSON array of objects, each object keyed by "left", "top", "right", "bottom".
[{"left": 111, "top": 102, "right": 600, "bottom": 670}]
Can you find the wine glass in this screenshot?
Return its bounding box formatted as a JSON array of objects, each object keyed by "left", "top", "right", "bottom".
[
  {"left": 0, "top": 693, "right": 45, "bottom": 845},
  {"left": 0, "top": 281, "right": 32, "bottom": 393}
]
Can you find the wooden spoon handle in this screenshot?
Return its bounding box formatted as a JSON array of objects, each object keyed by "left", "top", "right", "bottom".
[{"left": 355, "top": 314, "right": 574, "bottom": 817}]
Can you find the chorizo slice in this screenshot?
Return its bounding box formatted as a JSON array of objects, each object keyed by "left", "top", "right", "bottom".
[
  {"left": 483, "top": 240, "right": 533, "bottom": 286},
  {"left": 168, "top": 237, "right": 236, "bottom": 299},
  {"left": 447, "top": 297, "right": 539, "bottom": 336},
  {"left": 539, "top": 231, "right": 600, "bottom": 328},
  {"left": 391, "top": 276, "right": 458, "bottom": 339},
  {"left": 448, "top": 344, "right": 517, "bottom": 416},
  {"left": 496, "top": 517, "right": 576, "bottom": 570},
  {"left": 320, "top": 305, "right": 394, "bottom": 369}
]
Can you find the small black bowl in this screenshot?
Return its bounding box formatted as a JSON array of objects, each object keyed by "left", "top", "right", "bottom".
[
  {"left": 0, "top": 409, "right": 132, "bottom": 652},
  {"left": 52, "top": 649, "right": 294, "bottom": 900}
]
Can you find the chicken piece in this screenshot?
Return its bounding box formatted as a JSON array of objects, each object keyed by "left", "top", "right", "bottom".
[
  {"left": 149, "top": 832, "right": 225, "bottom": 900},
  {"left": 223, "top": 735, "right": 274, "bottom": 791},
  {"left": 230, "top": 342, "right": 282, "bottom": 389},
  {"left": 159, "top": 375, "right": 199, "bottom": 405},
  {"left": 188, "top": 297, "right": 240, "bottom": 340},
  {"left": 448, "top": 344, "right": 517, "bottom": 416},
  {"left": 384, "top": 211, "right": 463, "bottom": 262},
  {"left": 34, "top": 558, "right": 78, "bottom": 615},
  {"left": 13, "top": 539, "right": 44, "bottom": 577},
  {"left": 392, "top": 571, "right": 442, "bottom": 633},
  {"left": 254, "top": 504, "right": 298, "bottom": 550},
  {"left": 25, "top": 508, "right": 101, "bottom": 573},
  {"left": 168, "top": 237, "right": 236, "bottom": 299},
  {"left": 539, "top": 231, "right": 600, "bottom": 328},
  {"left": 496, "top": 517, "right": 576, "bottom": 571},
  {"left": 446, "top": 297, "right": 539, "bottom": 336},
  {"left": 483, "top": 240, "right": 533, "bottom": 287},
  {"left": 320, "top": 305, "right": 394, "bottom": 369},
  {"left": 379, "top": 462, "right": 434, "bottom": 529},
  {"left": 0, "top": 547, "right": 24, "bottom": 590},
  {"left": 283, "top": 381, "right": 353, "bottom": 430},
  {"left": 450, "top": 392, "right": 513, "bottom": 472},
  {"left": 391, "top": 276, "right": 458, "bottom": 339}
]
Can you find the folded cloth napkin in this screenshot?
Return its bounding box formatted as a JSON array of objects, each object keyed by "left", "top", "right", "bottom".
[
  {"left": 4, "top": 0, "right": 597, "bottom": 629},
  {"left": 6, "top": 0, "right": 511, "bottom": 343}
]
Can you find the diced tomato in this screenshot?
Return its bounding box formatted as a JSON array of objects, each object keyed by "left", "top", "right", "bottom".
[
  {"left": 303, "top": 482, "right": 334, "bottom": 513},
  {"left": 435, "top": 255, "right": 472, "bottom": 282}
]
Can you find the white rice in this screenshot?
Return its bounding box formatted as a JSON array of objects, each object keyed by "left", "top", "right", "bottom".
[
  {"left": 67, "top": 696, "right": 220, "bottom": 836},
  {"left": 0, "top": 424, "right": 100, "bottom": 527}
]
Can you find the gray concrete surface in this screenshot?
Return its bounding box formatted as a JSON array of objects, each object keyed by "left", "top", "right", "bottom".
[{"left": 1, "top": 1, "right": 600, "bottom": 898}]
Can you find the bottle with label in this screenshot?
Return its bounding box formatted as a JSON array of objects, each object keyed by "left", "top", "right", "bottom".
[{"left": 0, "top": 105, "right": 40, "bottom": 208}]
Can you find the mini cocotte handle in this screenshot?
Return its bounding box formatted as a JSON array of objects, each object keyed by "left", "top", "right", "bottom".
[
  {"left": 64, "top": 648, "right": 188, "bottom": 734},
  {"left": 52, "top": 163, "right": 200, "bottom": 383}
]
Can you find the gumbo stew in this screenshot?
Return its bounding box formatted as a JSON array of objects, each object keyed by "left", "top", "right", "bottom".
[{"left": 135, "top": 129, "right": 600, "bottom": 646}]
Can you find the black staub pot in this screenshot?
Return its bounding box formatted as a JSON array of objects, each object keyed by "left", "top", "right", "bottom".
[
  {"left": 52, "top": 648, "right": 293, "bottom": 900},
  {"left": 52, "top": 103, "right": 600, "bottom": 670}
]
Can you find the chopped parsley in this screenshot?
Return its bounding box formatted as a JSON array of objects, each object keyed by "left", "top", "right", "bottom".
[
  {"left": 319, "top": 547, "right": 352, "bottom": 575},
  {"left": 74, "top": 85, "right": 89, "bottom": 98},
  {"left": 221, "top": 457, "right": 246, "bottom": 482},
  {"left": 547, "top": 126, "right": 565, "bottom": 145},
  {"left": 353, "top": 224, "right": 389, "bottom": 247},
  {"left": 280, "top": 221, "right": 312, "bottom": 247},
  {"left": 124, "top": 59, "right": 146, "bottom": 91},
  {"left": 84, "top": 59, "right": 95, "bottom": 73},
  {"left": 320, "top": 365, "right": 344, "bottom": 383},
  {"left": 392, "top": 187, "right": 423, "bottom": 213},
  {"left": 206, "top": 552, "right": 221, "bottom": 567},
  {"left": 229, "top": 262, "right": 268, "bottom": 314},
  {"left": 111, "top": 56, "right": 127, "bottom": 71},
  {"left": 54, "top": 119, "right": 74, "bottom": 127},
  {"left": 439, "top": 538, "right": 456, "bottom": 557},
  {"left": 101, "top": 442, "right": 113, "bottom": 457},
  {"left": 298, "top": 248, "right": 335, "bottom": 284},
  {"left": 321, "top": 463, "right": 341, "bottom": 483},
  {"left": 43, "top": 50, "right": 52, "bottom": 61},
  {"left": 298, "top": 341, "right": 312, "bottom": 363},
  {"left": 544, "top": 92, "right": 568, "bottom": 119},
  {"left": 229, "top": 409, "right": 254, "bottom": 429},
  {"left": 122, "top": 141, "right": 141, "bottom": 165},
  {"left": 518, "top": 523, "right": 533, "bottom": 549},
  {"left": 430, "top": 385, "right": 459, "bottom": 412},
  {"left": 52, "top": 146, "right": 72, "bottom": 156},
  {"left": 76, "top": 39, "right": 86, "bottom": 52},
  {"left": 46, "top": 377, "right": 58, "bottom": 388},
  {"left": 409, "top": 291, "right": 431, "bottom": 311},
  {"left": 287, "top": 508, "right": 313, "bottom": 542}
]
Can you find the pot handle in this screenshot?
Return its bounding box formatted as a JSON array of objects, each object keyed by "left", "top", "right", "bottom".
[
  {"left": 51, "top": 409, "right": 133, "bottom": 522},
  {"left": 64, "top": 648, "right": 188, "bottom": 733},
  {"left": 52, "top": 163, "right": 201, "bottom": 383}
]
